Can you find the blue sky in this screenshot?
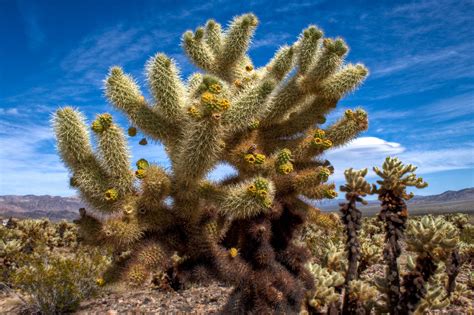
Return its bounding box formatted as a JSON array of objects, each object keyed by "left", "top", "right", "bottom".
[{"left": 0, "top": 0, "right": 473, "bottom": 197}]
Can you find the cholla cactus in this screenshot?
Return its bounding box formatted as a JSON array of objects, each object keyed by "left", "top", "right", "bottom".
[
  {"left": 358, "top": 233, "right": 383, "bottom": 274},
  {"left": 53, "top": 13, "right": 369, "bottom": 313},
  {"left": 347, "top": 280, "right": 378, "bottom": 314},
  {"left": 399, "top": 216, "right": 459, "bottom": 314},
  {"left": 372, "top": 157, "right": 427, "bottom": 315},
  {"left": 339, "top": 168, "right": 372, "bottom": 313},
  {"left": 306, "top": 262, "right": 345, "bottom": 313}
]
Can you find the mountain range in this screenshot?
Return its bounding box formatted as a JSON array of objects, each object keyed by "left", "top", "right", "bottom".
[
  {"left": 0, "top": 188, "right": 473, "bottom": 221},
  {"left": 317, "top": 187, "right": 474, "bottom": 216}
]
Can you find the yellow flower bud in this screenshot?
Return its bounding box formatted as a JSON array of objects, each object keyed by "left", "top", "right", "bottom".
[
  {"left": 244, "top": 154, "right": 256, "bottom": 164},
  {"left": 229, "top": 247, "right": 239, "bottom": 258},
  {"left": 135, "top": 169, "right": 146, "bottom": 179},
  {"left": 96, "top": 278, "right": 105, "bottom": 286},
  {"left": 201, "top": 91, "right": 214, "bottom": 104},
  {"left": 104, "top": 188, "right": 118, "bottom": 202},
  {"left": 209, "top": 83, "right": 222, "bottom": 94}
]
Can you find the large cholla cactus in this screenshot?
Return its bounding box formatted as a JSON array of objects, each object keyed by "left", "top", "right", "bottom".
[{"left": 53, "top": 13, "right": 368, "bottom": 313}]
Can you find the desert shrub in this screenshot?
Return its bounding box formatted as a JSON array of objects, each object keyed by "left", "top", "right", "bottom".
[
  {"left": 12, "top": 247, "right": 109, "bottom": 315},
  {"left": 0, "top": 218, "right": 78, "bottom": 285}
]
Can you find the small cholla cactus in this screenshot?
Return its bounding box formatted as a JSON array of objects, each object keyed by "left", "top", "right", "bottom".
[
  {"left": 306, "top": 262, "right": 345, "bottom": 313},
  {"left": 358, "top": 233, "right": 383, "bottom": 274},
  {"left": 347, "top": 280, "right": 378, "bottom": 314},
  {"left": 53, "top": 13, "right": 369, "bottom": 313},
  {"left": 398, "top": 216, "right": 459, "bottom": 314},
  {"left": 339, "top": 168, "right": 372, "bottom": 314},
  {"left": 405, "top": 215, "right": 459, "bottom": 261},
  {"left": 372, "top": 157, "right": 428, "bottom": 315}
]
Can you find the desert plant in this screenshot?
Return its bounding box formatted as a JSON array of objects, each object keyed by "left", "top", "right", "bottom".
[
  {"left": 400, "top": 215, "right": 459, "bottom": 313},
  {"left": 53, "top": 13, "right": 369, "bottom": 313},
  {"left": 11, "top": 247, "right": 109, "bottom": 314},
  {"left": 306, "top": 262, "right": 345, "bottom": 313},
  {"left": 338, "top": 168, "right": 372, "bottom": 314},
  {"left": 371, "top": 157, "right": 428, "bottom": 314}
]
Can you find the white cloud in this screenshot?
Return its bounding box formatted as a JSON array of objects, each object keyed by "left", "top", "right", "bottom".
[
  {"left": 0, "top": 108, "right": 20, "bottom": 116},
  {"left": 0, "top": 121, "right": 72, "bottom": 196},
  {"left": 324, "top": 136, "right": 474, "bottom": 181}
]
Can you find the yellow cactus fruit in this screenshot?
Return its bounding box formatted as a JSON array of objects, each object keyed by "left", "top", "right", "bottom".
[
  {"left": 218, "top": 98, "right": 230, "bottom": 110},
  {"left": 258, "top": 190, "right": 268, "bottom": 198},
  {"left": 91, "top": 120, "right": 103, "bottom": 133},
  {"left": 91, "top": 113, "right": 113, "bottom": 133},
  {"left": 104, "top": 188, "right": 119, "bottom": 202},
  {"left": 96, "top": 278, "right": 105, "bottom": 286},
  {"left": 135, "top": 169, "right": 146, "bottom": 179},
  {"left": 136, "top": 158, "right": 150, "bottom": 170},
  {"left": 312, "top": 137, "right": 323, "bottom": 146},
  {"left": 187, "top": 105, "right": 200, "bottom": 118},
  {"left": 344, "top": 109, "right": 354, "bottom": 118},
  {"left": 254, "top": 177, "right": 269, "bottom": 191},
  {"left": 314, "top": 129, "right": 326, "bottom": 139},
  {"left": 201, "top": 91, "right": 214, "bottom": 104},
  {"left": 324, "top": 189, "right": 338, "bottom": 199},
  {"left": 234, "top": 79, "right": 243, "bottom": 88},
  {"left": 128, "top": 126, "right": 137, "bottom": 137},
  {"left": 318, "top": 168, "right": 331, "bottom": 182},
  {"left": 254, "top": 153, "right": 266, "bottom": 165},
  {"left": 229, "top": 247, "right": 239, "bottom": 258},
  {"left": 247, "top": 184, "right": 257, "bottom": 193},
  {"left": 278, "top": 162, "right": 294, "bottom": 175},
  {"left": 139, "top": 95, "right": 145, "bottom": 103},
  {"left": 322, "top": 139, "right": 333, "bottom": 149},
  {"left": 245, "top": 65, "right": 254, "bottom": 72},
  {"left": 209, "top": 83, "right": 222, "bottom": 94},
  {"left": 244, "top": 153, "right": 257, "bottom": 164},
  {"left": 277, "top": 148, "right": 292, "bottom": 165}
]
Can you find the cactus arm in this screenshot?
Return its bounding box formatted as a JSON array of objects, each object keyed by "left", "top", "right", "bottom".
[
  {"left": 216, "top": 13, "right": 258, "bottom": 82},
  {"left": 317, "top": 63, "right": 368, "bottom": 100},
  {"left": 299, "top": 38, "right": 348, "bottom": 92},
  {"left": 173, "top": 117, "right": 225, "bottom": 186},
  {"left": 105, "top": 67, "right": 178, "bottom": 143},
  {"left": 223, "top": 78, "right": 277, "bottom": 132},
  {"left": 204, "top": 19, "right": 223, "bottom": 55},
  {"left": 146, "top": 53, "right": 186, "bottom": 124},
  {"left": 182, "top": 28, "right": 216, "bottom": 72},
  {"left": 92, "top": 114, "right": 134, "bottom": 196},
  {"left": 219, "top": 177, "right": 274, "bottom": 219},
  {"left": 295, "top": 25, "right": 323, "bottom": 74},
  {"left": 265, "top": 96, "right": 335, "bottom": 138},
  {"left": 325, "top": 109, "right": 369, "bottom": 147},
  {"left": 263, "top": 45, "right": 295, "bottom": 81},
  {"left": 53, "top": 108, "right": 120, "bottom": 212}
]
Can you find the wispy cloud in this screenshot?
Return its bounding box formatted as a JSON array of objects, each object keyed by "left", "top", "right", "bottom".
[
  {"left": 0, "top": 120, "right": 70, "bottom": 195},
  {"left": 252, "top": 32, "right": 292, "bottom": 49},
  {"left": 16, "top": 0, "right": 45, "bottom": 50},
  {"left": 325, "top": 136, "right": 474, "bottom": 181}
]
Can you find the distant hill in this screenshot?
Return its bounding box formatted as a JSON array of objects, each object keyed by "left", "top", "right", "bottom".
[
  {"left": 0, "top": 195, "right": 84, "bottom": 221},
  {"left": 318, "top": 187, "right": 474, "bottom": 216},
  {"left": 0, "top": 188, "right": 473, "bottom": 221}
]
